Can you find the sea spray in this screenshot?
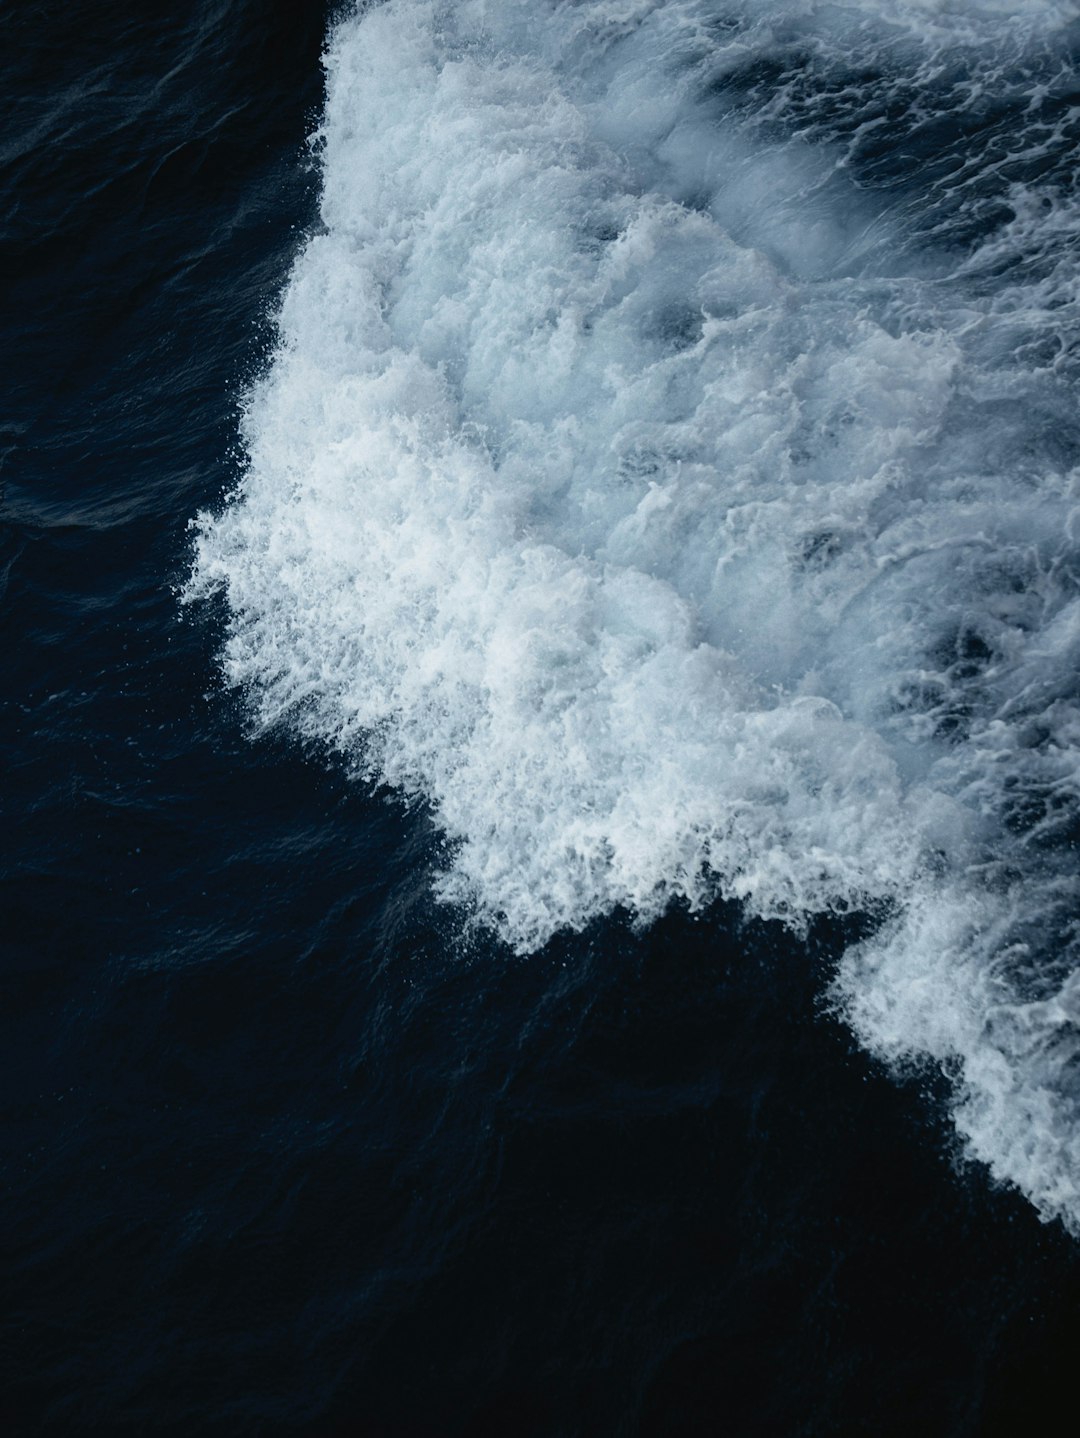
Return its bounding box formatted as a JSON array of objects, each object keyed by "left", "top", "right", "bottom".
[{"left": 188, "top": 0, "right": 1080, "bottom": 1227}]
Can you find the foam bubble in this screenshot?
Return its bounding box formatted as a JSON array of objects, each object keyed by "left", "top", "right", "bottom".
[{"left": 187, "top": 1, "right": 1080, "bottom": 1229}]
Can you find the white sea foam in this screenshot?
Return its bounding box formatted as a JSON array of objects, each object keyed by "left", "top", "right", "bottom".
[{"left": 187, "top": 1, "right": 1080, "bottom": 1228}]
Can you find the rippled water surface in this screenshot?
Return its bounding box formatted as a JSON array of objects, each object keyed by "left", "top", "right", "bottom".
[{"left": 4, "top": 2, "right": 1080, "bottom": 1433}]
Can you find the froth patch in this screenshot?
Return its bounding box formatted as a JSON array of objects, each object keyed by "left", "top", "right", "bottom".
[{"left": 189, "top": 0, "right": 1080, "bottom": 1231}]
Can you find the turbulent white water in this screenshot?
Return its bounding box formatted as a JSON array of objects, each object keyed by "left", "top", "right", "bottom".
[{"left": 188, "top": 0, "right": 1080, "bottom": 1228}]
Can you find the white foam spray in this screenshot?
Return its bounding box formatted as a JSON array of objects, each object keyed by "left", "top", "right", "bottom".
[{"left": 187, "top": 0, "right": 1080, "bottom": 1229}]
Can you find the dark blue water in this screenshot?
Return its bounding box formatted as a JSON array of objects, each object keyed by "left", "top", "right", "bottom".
[{"left": 4, "top": 2, "right": 1080, "bottom": 1433}]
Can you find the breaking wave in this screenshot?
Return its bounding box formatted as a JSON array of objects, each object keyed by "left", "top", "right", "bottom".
[{"left": 187, "top": 0, "right": 1080, "bottom": 1229}]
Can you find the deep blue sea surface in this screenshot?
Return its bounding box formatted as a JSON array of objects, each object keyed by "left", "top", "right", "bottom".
[{"left": 5, "top": 1, "right": 1080, "bottom": 1433}]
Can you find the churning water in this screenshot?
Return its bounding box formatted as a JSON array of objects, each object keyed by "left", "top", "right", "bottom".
[{"left": 189, "top": 0, "right": 1080, "bottom": 1231}]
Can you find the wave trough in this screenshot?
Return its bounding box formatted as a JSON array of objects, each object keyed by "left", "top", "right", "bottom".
[{"left": 188, "top": 0, "right": 1080, "bottom": 1229}]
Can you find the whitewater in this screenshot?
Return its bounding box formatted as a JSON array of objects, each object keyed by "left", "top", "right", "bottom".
[{"left": 187, "top": 0, "right": 1080, "bottom": 1229}]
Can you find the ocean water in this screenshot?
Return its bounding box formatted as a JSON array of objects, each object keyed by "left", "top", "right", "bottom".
[{"left": 5, "top": 0, "right": 1080, "bottom": 1433}]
